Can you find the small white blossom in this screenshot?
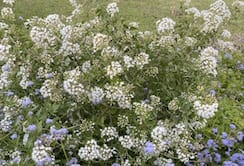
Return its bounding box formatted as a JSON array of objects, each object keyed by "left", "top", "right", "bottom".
[{"left": 106, "top": 2, "right": 119, "bottom": 17}]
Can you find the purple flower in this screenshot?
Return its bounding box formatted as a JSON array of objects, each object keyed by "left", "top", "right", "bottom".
[
  {"left": 209, "top": 89, "right": 216, "bottom": 96},
  {"left": 10, "top": 133, "right": 17, "bottom": 140},
  {"left": 50, "top": 127, "right": 68, "bottom": 140},
  {"left": 230, "top": 153, "right": 244, "bottom": 162},
  {"left": 27, "top": 81, "right": 34, "bottom": 87},
  {"left": 242, "top": 104, "right": 244, "bottom": 110},
  {"left": 188, "top": 143, "right": 195, "bottom": 150},
  {"left": 237, "top": 132, "right": 243, "bottom": 142},
  {"left": 28, "top": 111, "right": 33, "bottom": 116},
  {"left": 144, "top": 141, "right": 155, "bottom": 154},
  {"left": 45, "top": 118, "right": 53, "bottom": 124},
  {"left": 223, "top": 161, "right": 239, "bottom": 166},
  {"left": 214, "top": 153, "right": 221, "bottom": 163},
  {"left": 238, "top": 64, "right": 244, "bottom": 71},
  {"left": 66, "top": 157, "right": 78, "bottom": 166},
  {"left": 17, "top": 115, "right": 23, "bottom": 121},
  {"left": 6, "top": 91, "right": 14, "bottom": 96},
  {"left": 221, "top": 132, "right": 228, "bottom": 139},
  {"left": 11, "top": 157, "right": 20, "bottom": 164},
  {"left": 230, "top": 124, "right": 236, "bottom": 130},
  {"left": 111, "top": 163, "right": 120, "bottom": 166},
  {"left": 212, "top": 128, "right": 218, "bottom": 134},
  {"left": 35, "top": 89, "right": 40, "bottom": 95},
  {"left": 222, "top": 138, "right": 236, "bottom": 147},
  {"left": 197, "top": 134, "right": 203, "bottom": 139},
  {"left": 36, "top": 156, "right": 52, "bottom": 166},
  {"left": 217, "top": 82, "right": 221, "bottom": 88},
  {"left": 224, "top": 53, "right": 232, "bottom": 60},
  {"left": 46, "top": 73, "right": 53, "bottom": 78},
  {"left": 27, "top": 124, "right": 37, "bottom": 132},
  {"left": 2, "top": 64, "right": 10, "bottom": 72},
  {"left": 21, "top": 97, "right": 32, "bottom": 107}
]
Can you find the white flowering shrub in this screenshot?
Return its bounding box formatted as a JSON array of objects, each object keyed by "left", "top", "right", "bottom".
[{"left": 0, "top": 0, "right": 243, "bottom": 165}]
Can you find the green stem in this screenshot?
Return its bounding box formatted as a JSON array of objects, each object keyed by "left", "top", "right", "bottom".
[{"left": 61, "top": 141, "right": 69, "bottom": 161}]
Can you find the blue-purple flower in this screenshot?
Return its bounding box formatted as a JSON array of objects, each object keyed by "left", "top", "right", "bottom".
[
  {"left": 237, "top": 132, "right": 243, "bottom": 142},
  {"left": 144, "top": 141, "right": 155, "bottom": 154},
  {"left": 27, "top": 124, "right": 37, "bottom": 132},
  {"left": 21, "top": 97, "right": 32, "bottom": 107}
]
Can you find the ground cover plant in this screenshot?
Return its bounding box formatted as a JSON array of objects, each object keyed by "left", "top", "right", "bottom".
[{"left": 0, "top": 0, "right": 243, "bottom": 165}]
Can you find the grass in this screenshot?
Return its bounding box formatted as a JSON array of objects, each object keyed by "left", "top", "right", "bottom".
[{"left": 2, "top": 0, "right": 242, "bottom": 34}]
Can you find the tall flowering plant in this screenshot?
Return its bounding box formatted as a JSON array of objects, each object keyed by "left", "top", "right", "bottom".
[{"left": 0, "top": 0, "right": 243, "bottom": 165}]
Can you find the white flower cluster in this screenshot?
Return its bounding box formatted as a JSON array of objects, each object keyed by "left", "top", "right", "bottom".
[
  {"left": 63, "top": 68, "right": 85, "bottom": 97},
  {"left": 221, "top": 29, "right": 231, "bottom": 39},
  {"left": 184, "top": 37, "right": 197, "bottom": 47},
  {"left": 1, "top": 7, "right": 14, "bottom": 19},
  {"left": 31, "top": 140, "right": 53, "bottom": 166},
  {"left": 78, "top": 139, "right": 116, "bottom": 161},
  {"left": 194, "top": 100, "right": 218, "bottom": 119},
  {"left": 0, "top": 43, "right": 11, "bottom": 62},
  {"left": 59, "top": 41, "right": 81, "bottom": 56},
  {"left": 101, "top": 46, "right": 120, "bottom": 58},
  {"left": 30, "top": 27, "right": 57, "bottom": 49},
  {"left": 105, "top": 82, "right": 134, "bottom": 109},
  {"left": 217, "top": 39, "right": 235, "bottom": 51},
  {"left": 0, "top": 62, "right": 12, "bottom": 90},
  {"left": 101, "top": 127, "right": 118, "bottom": 142},
  {"left": 168, "top": 97, "right": 179, "bottom": 111},
  {"left": 3, "top": 0, "right": 15, "bottom": 6},
  {"left": 93, "top": 33, "right": 109, "bottom": 51},
  {"left": 150, "top": 122, "right": 195, "bottom": 163},
  {"left": 106, "top": 2, "right": 119, "bottom": 17},
  {"left": 0, "top": 114, "right": 12, "bottom": 132},
  {"left": 87, "top": 86, "right": 105, "bottom": 105},
  {"left": 209, "top": 0, "right": 231, "bottom": 19},
  {"left": 82, "top": 60, "right": 91, "bottom": 73},
  {"left": 198, "top": 47, "right": 219, "bottom": 77},
  {"left": 133, "top": 101, "right": 154, "bottom": 124},
  {"left": 156, "top": 17, "right": 175, "bottom": 34},
  {"left": 106, "top": 61, "right": 123, "bottom": 79},
  {"left": 123, "top": 52, "right": 150, "bottom": 70},
  {"left": 0, "top": 22, "right": 9, "bottom": 30},
  {"left": 119, "top": 135, "right": 134, "bottom": 149},
  {"left": 17, "top": 65, "right": 34, "bottom": 90},
  {"left": 185, "top": 7, "right": 201, "bottom": 18},
  {"left": 151, "top": 126, "right": 168, "bottom": 142},
  {"left": 40, "top": 79, "right": 62, "bottom": 101},
  {"left": 158, "top": 35, "right": 176, "bottom": 47}
]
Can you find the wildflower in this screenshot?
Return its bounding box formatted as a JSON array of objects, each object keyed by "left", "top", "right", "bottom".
[
  {"left": 46, "top": 73, "right": 53, "bottom": 78},
  {"left": 144, "top": 141, "right": 155, "bottom": 154},
  {"left": 10, "top": 133, "right": 17, "bottom": 140},
  {"left": 111, "top": 163, "right": 120, "bottom": 166},
  {"left": 50, "top": 127, "right": 68, "bottom": 140},
  {"left": 230, "top": 123, "right": 236, "bottom": 130},
  {"left": 209, "top": 89, "right": 216, "bottom": 96},
  {"left": 45, "top": 118, "right": 53, "bottom": 124},
  {"left": 221, "top": 132, "right": 228, "bottom": 139},
  {"left": 212, "top": 128, "right": 218, "bottom": 134},
  {"left": 214, "top": 153, "right": 221, "bottom": 163},
  {"left": 222, "top": 137, "right": 236, "bottom": 147},
  {"left": 106, "top": 2, "right": 119, "bottom": 17},
  {"left": 27, "top": 124, "right": 37, "bottom": 132},
  {"left": 237, "top": 132, "right": 243, "bottom": 141},
  {"left": 241, "top": 104, "right": 244, "bottom": 110},
  {"left": 28, "top": 111, "right": 33, "bottom": 116},
  {"left": 21, "top": 97, "right": 32, "bottom": 107},
  {"left": 156, "top": 17, "right": 176, "bottom": 34},
  {"left": 6, "top": 91, "right": 14, "bottom": 96}
]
